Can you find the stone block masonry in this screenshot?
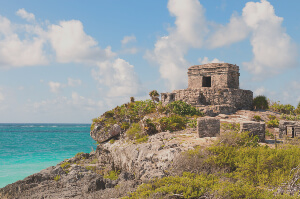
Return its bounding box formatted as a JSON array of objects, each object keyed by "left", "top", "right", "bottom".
[
  {"left": 197, "top": 117, "right": 220, "bottom": 138},
  {"left": 161, "top": 63, "right": 253, "bottom": 115},
  {"left": 239, "top": 121, "right": 265, "bottom": 142}
]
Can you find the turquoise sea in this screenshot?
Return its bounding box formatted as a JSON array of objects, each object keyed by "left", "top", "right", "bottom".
[{"left": 0, "top": 123, "right": 94, "bottom": 188}]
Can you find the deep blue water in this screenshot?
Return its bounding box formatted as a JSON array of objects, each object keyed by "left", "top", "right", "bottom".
[{"left": 0, "top": 123, "right": 95, "bottom": 188}]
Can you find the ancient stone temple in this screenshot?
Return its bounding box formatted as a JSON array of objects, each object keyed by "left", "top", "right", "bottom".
[{"left": 161, "top": 63, "right": 253, "bottom": 115}]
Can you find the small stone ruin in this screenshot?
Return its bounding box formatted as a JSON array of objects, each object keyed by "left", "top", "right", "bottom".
[
  {"left": 197, "top": 117, "right": 220, "bottom": 138},
  {"left": 239, "top": 121, "right": 266, "bottom": 142},
  {"left": 161, "top": 63, "right": 253, "bottom": 115},
  {"left": 279, "top": 120, "right": 300, "bottom": 138}
]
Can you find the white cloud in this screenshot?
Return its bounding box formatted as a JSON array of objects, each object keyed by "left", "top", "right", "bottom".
[
  {"left": 208, "top": 14, "right": 250, "bottom": 48},
  {"left": 0, "top": 16, "right": 48, "bottom": 68},
  {"left": 198, "top": 57, "right": 224, "bottom": 64},
  {"left": 16, "top": 8, "right": 35, "bottom": 22},
  {"left": 242, "top": 0, "right": 297, "bottom": 75},
  {"left": 92, "top": 58, "right": 142, "bottom": 97},
  {"left": 47, "top": 20, "right": 116, "bottom": 64},
  {"left": 68, "top": 78, "right": 82, "bottom": 87},
  {"left": 146, "top": 0, "right": 208, "bottom": 90},
  {"left": 48, "top": 81, "right": 63, "bottom": 93},
  {"left": 121, "top": 35, "right": 136, "bottom": 45}
]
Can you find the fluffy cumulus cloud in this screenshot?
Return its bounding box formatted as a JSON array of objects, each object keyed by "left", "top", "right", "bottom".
[
  {"left": 242, "top": 0, "right": 297, "bottom": 75},
  {"left": 47, "top": 20, "right": 115, "bottom": 63},
  {"left": 198, "top": 57, "right": 224, "bottom": 64},
  {"left": 146, "top": 0, "right": 208, "bottom": 90},
  {"left": 0, "top": 15, "right": 48, "bottom": 68},
  {"left": 16, "top": 8, "right": 35, "bottom": 22},
  {"left": 208, "top": 0, "right": 297, "bottom": 75},
  {"left": 208, "top": 15, "right": 250, "bottom": 48},
  {"left": 92, "top": 58, "right": 142, "bottom": 97},
  {"left": 0, "top": 9, "right": 142, "bottom": 98}
]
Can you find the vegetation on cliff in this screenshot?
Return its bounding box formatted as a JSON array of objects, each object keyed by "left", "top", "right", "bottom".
[
  {"left": 91, "top": 99, "right": 204, "bottom": 143},
  {"left": 125, "top": 130, "right": 300, "bottom": 199}
]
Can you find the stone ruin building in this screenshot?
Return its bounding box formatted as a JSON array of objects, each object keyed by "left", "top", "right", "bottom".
[
  {"left": 161, "top": 63, "right": 253, "bottom": 115},
  {"left": 279, "top": 120, "right": 300, "bottom": 138}
]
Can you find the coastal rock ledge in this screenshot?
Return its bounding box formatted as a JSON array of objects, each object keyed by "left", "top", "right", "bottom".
[{"left": 0, "top": 129, "right": 205, "bottom": 199}]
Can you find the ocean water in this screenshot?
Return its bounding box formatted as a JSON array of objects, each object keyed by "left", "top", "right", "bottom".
[{"left": 0, "top": 123, "right": 95, "bottom": 188}]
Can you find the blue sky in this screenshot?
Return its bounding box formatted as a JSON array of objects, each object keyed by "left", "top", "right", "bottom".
[{"left": 0, "top": 0, "right": 299, "bottom": 123}]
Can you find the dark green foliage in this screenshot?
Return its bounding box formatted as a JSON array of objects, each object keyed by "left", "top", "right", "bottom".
[
  {"left": 166, "top": 101, "right": 204, "bottom": 116},
  {"left": 130, "top": 96, "right": 135, "bottom": 103},
  {"left": 149, "top": 90, "right": 160, "bottom": 102},
  {"left": 253, "top": 95, "right": 269, "bottom": 110},
  {"left": 159, "top": 114, "right": 187, "bottom": 132}
]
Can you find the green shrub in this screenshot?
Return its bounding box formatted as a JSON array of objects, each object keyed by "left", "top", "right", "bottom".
[
  {"left": 61, "top": 162, "right": 70, "bottom": 169},
  {"left": 268, "top": 115, "right": 276, "bottom": 120},
  {"left": 109, "top": 139, "right": 115, "bottom": 144},
  {"left": 104, "top": 170, "right": 120, "bottom": 181},
  {"left": 253, "top": 115, "right": 261, "bottom": 121},
  {"left": 54, "top": 175, "right": 60, "bottom": 181},
  {"left": 221, "top": 123, "right": 240, "bottom": 132},
  {"left": 121, "top": 122, "right": 130, "bottom": 130},
  {"left": 187, "top": 119, "right": 197, "bottom": 128},
  {"left": 265, "top": 130, "right": 274, "bottom": 139},
  {"left": 253, "top": 95, "right": 269, "bottom": 110},
  {"left": 166, "top": 101, "right": 204, "bottom": 116},
  {"left": 280, "top": 114, "right": 300, "bottom": 121},
  {"left": 126, "top": 123, "right": 142, "bottom": 139},
  {"left": 159, "top": 114, "right": 187, "bottom": 132},
  {"left": 75, "top": 152, "right": 84, "bottom": 158},
  {"left": 267, "top": 119, "right": 279, "bottom": 128},
  {"left": 269, "top": 101, "right": 295, "bottom": 114},
  {"left": 136, "top": 136, "right": 149, "bottom": 144}
]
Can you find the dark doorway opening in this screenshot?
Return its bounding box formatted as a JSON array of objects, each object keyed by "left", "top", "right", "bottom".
[{"left": 202, "top": 76, "right": 211, "bottom": 87}]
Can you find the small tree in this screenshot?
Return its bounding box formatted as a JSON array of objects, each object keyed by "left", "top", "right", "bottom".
[
  {"left": 130, "top": 96, "right": 135, "bottom": 103},
  {"left": 149, "top": 90, "right": 160, "bottom": 102},
  {"left": 253, "top": 95, "right": 269, "bottom": 110}
]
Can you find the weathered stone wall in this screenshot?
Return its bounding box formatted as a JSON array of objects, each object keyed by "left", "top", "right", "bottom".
[
  {"left": 188, "top": 63, "right": 239, "bottom": 89},
  {"left": 239, "top": 121, "right": 265, "bottom": 142},
  {"left": 279, "top": 120, "right": 300, "bottom": 138},
  {"left": 197, "top": 117, "right": 220, "bottom": 138},
  {"left": 170, "top": 88, "right": 253, "bottom": 110}
]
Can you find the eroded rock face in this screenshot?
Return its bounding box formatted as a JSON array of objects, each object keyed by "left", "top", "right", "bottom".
[
  {"left": 90, "top": 123, "right": 121, "bottom": 143},
  {"left": 96, "top": 131, "right": 197, "bottom": 182}
]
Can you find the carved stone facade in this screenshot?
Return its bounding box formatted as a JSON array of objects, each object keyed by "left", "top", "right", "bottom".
[{"left": 161, "top": 63, "right": 253, "bottom": 115}]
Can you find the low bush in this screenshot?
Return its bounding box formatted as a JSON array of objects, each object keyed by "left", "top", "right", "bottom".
[
  {"left": 265, "top": 130, "right": 274, "bottom": 139},
  {"left": 126, "top": 123, "right": 142, "bottom": 139},
  {"left": 61, "top": 162, "right": 70, "bottom": 169},
  {"left": 104, "top": 170, "right": 120, "bottom": 181},
  {"left": 269, "top": 101, "right": 295, "bottom": 114},
  {"left": 253, "top": 95, "right": 269, "bottom": 110},
  {"left": 109, "top": 139, "right": 115, "bottom": 144},
  {"left": 54, "top": 175, "right": 60, "bottom": 181},
  {"left": 253, "top": 115, "right": 261, "bottom": 121},
  {"left": 159, "top": 114, "right": 187, "bottom": 132},
  {"left": 221, "top": 123, "right": 240, "bottom": 132},
  {"left": 268, "top": 115, "right": 277, "bottom": 120},
  {"left": 267, "top": 119, "right": 279, "bottom": 128},
  {"left": 166, "top": 101, "right": 204, "bottom": 116}
]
